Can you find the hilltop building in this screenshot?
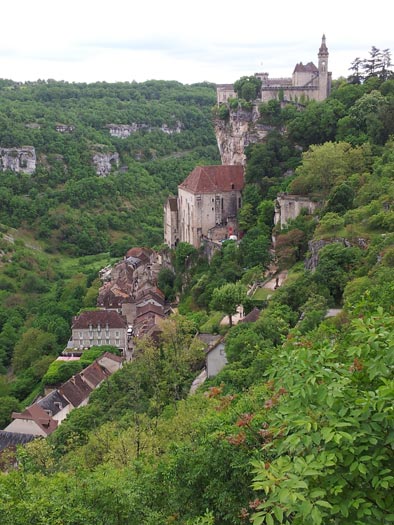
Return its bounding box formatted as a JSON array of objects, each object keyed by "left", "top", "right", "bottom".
[
  {"left": 217, "top": 35, "right": 331, "bottom": 105},
  {"left": 164, "top": 165, "right": 244, "bottom": 249}
]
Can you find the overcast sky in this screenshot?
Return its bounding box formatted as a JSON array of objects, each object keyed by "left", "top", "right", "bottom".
[{"left": 0, "top": 0, "right": 392, "bottom": 85}]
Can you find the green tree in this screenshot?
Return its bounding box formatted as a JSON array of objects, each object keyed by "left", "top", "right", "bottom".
[
  {"left": 210, "top": 282, "right": 247, "bottom": 327},
  {"left": 12, "top": 328, "right": 58, "bottom": 372},
  {"left": 234, "top": 76, "right": 262, "bottom": 102}
]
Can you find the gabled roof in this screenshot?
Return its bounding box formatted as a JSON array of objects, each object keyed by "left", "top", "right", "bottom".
[
  {"left": 80, "top": 361, "right": 109, "bottom": 389},
  {"left": 59, "top": 375, "right": 93, "bottom": 408},
  {"left": 72, "top": 310, "right": 127, "bottom": 330},
  {"left": 136, "top": 287, "right": 165, "bottom": 303},
  {"left": 11, "top": 405, "right": 58, "bottom": 435},
  {"left": 179, "top": 165, "right": 244, "bottom": 194},
  {"left": 98, "top": 352, "right": 123, "bottom": 364},
  {"left": 126, "top": 247, "right": 153, "bottom": 263},
  {"left": 37, "top": 390, "right": 69, "bottom": 416},
  {"left": 136, "top": 303, "right": 165, "bottom": 319},
  {"left": 293, "top": 61, "right": 318, "bottom": 73},
  {"left": 0, "top": 430, "right": 36, "bottom": 452}
]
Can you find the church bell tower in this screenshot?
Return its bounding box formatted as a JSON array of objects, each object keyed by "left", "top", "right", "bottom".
[{"left": 318, "top": 34, "right": 331, "bottom": 101}]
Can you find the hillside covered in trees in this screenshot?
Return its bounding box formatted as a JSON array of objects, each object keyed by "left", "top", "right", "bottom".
[{"left": 1, "top": 47, "right": 394, "bottom": 524}]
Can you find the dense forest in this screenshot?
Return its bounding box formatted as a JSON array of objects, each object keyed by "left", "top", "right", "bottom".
[{"left": 1, "top": 47, "right": 394, "bottom": 524}]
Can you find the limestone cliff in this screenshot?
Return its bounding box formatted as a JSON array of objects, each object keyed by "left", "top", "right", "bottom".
[
  {"left": 0, "top": 146, "right": 36, "bottom": 174},
  {"left": 305, "top": 237, "right": 368, "bottom": 271},
  {"left": 214, "top": 106, "right": 275, "bottom": 165},
  {"left": 92, "top": 150, "right": 119, "bottom": 176},
  {"left": 107, "top": 121, "right": 183, "bottom": 139}
]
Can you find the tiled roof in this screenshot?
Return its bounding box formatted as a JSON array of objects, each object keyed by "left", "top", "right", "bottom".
[
  {"left": 240, "top": 307, "right": 261, "bottom": 324},
  {"left": 72, "top": 310, "right": 127, "bottom": 330},
  {"left": 126, "top": 247, "right": 153, "bottom": 263},
  {"left": 0, "top": 430, "right": 36, "bottom": 452},
  {"left": 11, "top": 405, "right": 58, "bottom": 435},
  {"left": 136, "top": 287, "right": 165, "bottom": 303},
  {"left": 293, "top": 62, "right": 318, "bottom": 73},
  {"left": 80, "top": 361, "right": 109, "bottom": 388},
  {"left": 179, "top": 165, "right": 244, "bottom": 194},
  {"left": 59, "top": 375, "right": 92, "bottom": 408},
  {"left": 37, "top": 390, "right": 69, "bottom": 416},
  {"left": 99, "top": 352, "right": 123, "bottom": 364},
  {"left": 198, "top": 333, "right": 222, "bottom": 348},
  {"left": 136, "top": 303, "right": 165, "bottom": 319}
]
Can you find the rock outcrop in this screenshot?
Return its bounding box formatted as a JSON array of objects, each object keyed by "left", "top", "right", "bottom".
[
  {"left": 214, "top": 106, "right": 276, "bottom": 165},
  {"left": 55, "top": 124, "right": 75, "bottom": 133},
  {"left": 0, "top": 146, "right": 36, "bottom": 174},
  {"left": 305, "top": 237, "right": 368, "bottom": 271},
  {"left": 107, "top": 121, "right": 182, "bottom": 139},
  {"left": 92, "top": 151, "right": 119, "bottom": 176}
]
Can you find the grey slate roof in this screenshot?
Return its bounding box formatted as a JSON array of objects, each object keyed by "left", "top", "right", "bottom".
[
  {"left": 37, "top": 390, "right": 69, "bottom": 416},
  {"left": 0, "top": 430, "right": 36, "bottom": 452}
]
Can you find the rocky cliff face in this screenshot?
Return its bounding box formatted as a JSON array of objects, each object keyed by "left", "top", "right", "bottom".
[
  {"left": 92, "top": 151, "right": 119, "bottom": 176},
  {"left": 107, "top": 121, "right": 182, "bottom": 139},
  {"left": 0, "top": 146, "right": 36, "bottom": 174},
  {"left": 214, "top": 106, "right": 275, "bottom": 165},
  {"left": 305, "top": 237, "right": 369, "bottom": 271}
]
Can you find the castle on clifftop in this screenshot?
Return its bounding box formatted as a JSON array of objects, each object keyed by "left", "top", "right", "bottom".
[{"left": 217, "top": 35, "right": 331, "bottom": 105}]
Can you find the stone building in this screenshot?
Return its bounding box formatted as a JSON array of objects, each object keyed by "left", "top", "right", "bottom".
[
  {"left": 70, "top": 310, "right": 128, "bottom": 352},
  {"left": 274, "top": 193, "right": 321, "bottom": 228},
  {"left": 217, "top": 35, "right": 331, "bottom": 105},
  {"left": 164, "top": 165, "right": 244, "bottom": 249}
]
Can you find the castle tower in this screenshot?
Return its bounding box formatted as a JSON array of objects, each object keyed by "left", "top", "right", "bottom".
[{"left": 318, "top": 34, "right": 331, "bottom": 100}]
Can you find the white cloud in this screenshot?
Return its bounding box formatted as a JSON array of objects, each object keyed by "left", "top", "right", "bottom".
[{"left": 0, "top": 0, "right": 392, "bottom": 83}]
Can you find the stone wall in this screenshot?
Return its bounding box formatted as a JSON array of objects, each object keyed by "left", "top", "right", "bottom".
[
  {"left": 0, "top": 146, "right": 36, "bottom": 174},
  {"left": 275, "top": 193, "right": 321, "bottom": 228}
]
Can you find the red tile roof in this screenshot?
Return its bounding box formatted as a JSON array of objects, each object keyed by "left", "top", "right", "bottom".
[
  {"left": 125, "top": 247, "right": 153, "bottom": 263},
  {"left": 179, "top": 165, "right": 244, "bottom": 194},
  {"left": 136, "top": 303, "right": 165, "bottom": 319},
  {"left": 72, "top": 310, "right": 127, "bottom": 330},
  {"left": 80, "top": 361, "right": 109, "bottom": 388},
  {"left": 11, "top": 405, "right": 58, "bottom": 435},
  {"left": 59, "top": 375, "right": 93, "bottom": 408}
]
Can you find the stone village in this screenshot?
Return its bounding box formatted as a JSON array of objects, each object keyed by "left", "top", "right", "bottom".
[{"left": 0, "top": 36, "right": 331, "bottom": 453}]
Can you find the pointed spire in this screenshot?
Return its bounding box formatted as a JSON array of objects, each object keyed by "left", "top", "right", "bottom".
[{"left": 319, "top": 34, "right": 328, "bottom": 55}]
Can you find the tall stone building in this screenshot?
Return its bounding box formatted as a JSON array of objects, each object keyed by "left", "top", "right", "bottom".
[
  {"left": 164, "top": 165, "right": 244, "bottom": 249},
  {"left": 217, "top": 35, "right": 331, "bottom": 104}
]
